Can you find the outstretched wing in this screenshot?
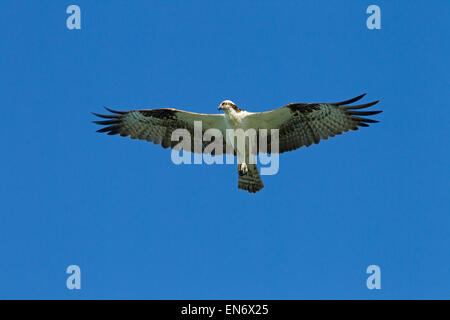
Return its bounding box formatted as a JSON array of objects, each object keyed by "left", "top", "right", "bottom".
[
  {"left": 245, "top": 94, "right": 382, "bottom": 154},
  {"left": 93, "top": 107, "right": 231, "bottom": 154}
]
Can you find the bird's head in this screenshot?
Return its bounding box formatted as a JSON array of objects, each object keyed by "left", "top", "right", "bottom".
[{"left": 218, "top": 100, "right": 240, "bottom": 112}]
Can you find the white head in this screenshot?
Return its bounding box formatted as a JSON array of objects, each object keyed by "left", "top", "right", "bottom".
[{"left": 217, "top": 100, "right": 241, "bottom": 112}]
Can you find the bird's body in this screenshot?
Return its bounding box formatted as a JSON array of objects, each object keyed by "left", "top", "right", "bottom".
[
  {"left": 93, "top": 94, "right": 381, "bottom": 193},
  {"left": 220, "top": 102, "right": 254, "bottom": 174}
]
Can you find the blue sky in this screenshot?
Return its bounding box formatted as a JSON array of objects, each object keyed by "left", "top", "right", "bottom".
[{"left": 0, "top": 1, "right": 448, "bottom": 299}]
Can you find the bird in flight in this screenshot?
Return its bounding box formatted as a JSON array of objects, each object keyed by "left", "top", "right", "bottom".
[{"left": 93, "top": 94, "right": 381, "bottom": 193}]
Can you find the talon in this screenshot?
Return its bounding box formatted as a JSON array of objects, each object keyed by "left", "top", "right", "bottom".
[{"left": 238, "top": 163, "right": 248, "bottom": 176}]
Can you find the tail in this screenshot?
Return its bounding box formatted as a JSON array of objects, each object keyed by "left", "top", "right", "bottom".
[{"left": 238, "top": 164, "right": 264, "bottom": 193}]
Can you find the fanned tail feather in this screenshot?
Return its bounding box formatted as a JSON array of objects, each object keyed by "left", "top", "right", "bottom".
[{"left": 238, "top": 164, "right": 264, "bottom": 193}]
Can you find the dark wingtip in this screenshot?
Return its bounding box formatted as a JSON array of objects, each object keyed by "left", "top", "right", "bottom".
[
  {"left": 96, "top": 124, "right": 121, "bottom": 134},
  {"left": 339, "top": 97, "right": 382, "bottom": 127},
  {"left": 351, "top": 116, "right": 380, "bottom": 124},
  {"left": 104, "top": 107, "right": 127, "bottom": 114},
  {"left": 92, "top": 111, "right": 121, "bottom": 119},
  {"left": 334, "top": 93, "right": 367, "bottom": 106},
  {"left": 347, "top": 110, "right": 382, "bottom": 116},
  {"left": 93, "top": 108, "right": 125, "bottom": 134},
  {"left": 92, "top": 119, "right": 119, "bottom": 125},
  {"left": 92, "top": 112, "right": 104, "bottom": 117},
  {"left": 341, "top": 100, "right": 380, "bottom": 110}
]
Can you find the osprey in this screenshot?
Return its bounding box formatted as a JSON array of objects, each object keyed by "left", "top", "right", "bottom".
[{"left": 93, "top": 94, "right": 381, "bottom": 193}]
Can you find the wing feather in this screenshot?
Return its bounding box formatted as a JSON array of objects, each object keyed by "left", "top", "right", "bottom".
[
  {"left": 245, "top": 94, "right": 382, "bottom": 154},
  {"left": 93, "top": 107, "right": 232, "bottom": 154}
]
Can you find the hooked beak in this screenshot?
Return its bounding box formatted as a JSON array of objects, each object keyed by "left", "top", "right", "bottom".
[{"left": 217, "top": 105, "right": 223, "bottom": 110}]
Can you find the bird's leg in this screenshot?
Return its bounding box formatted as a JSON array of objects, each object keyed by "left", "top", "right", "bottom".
[
  {"left": 235, "top": 134, "right": 251, "bottom": 176},
  {"left": 236, "top": 142, "right": 249, "bottom": 176},
  {"left": 238, "top": 163, "right": 249, "bottom": 176}
]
